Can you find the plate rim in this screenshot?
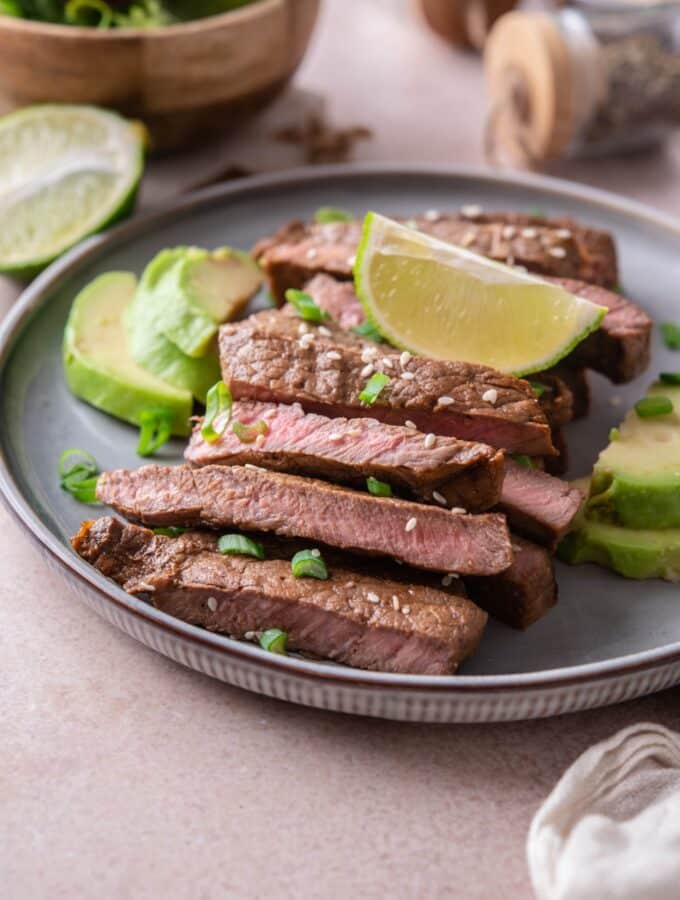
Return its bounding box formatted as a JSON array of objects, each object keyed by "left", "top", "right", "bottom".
[{"left": 2, "top": 161, "right": 680, "bottom": 694}]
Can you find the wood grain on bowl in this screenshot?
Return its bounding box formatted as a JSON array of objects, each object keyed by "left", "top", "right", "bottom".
[{"left": 0, "top": 0, "right": 320, "bottom": 152}]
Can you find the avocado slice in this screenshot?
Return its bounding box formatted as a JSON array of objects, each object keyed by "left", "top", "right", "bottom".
[
  {"left": 586, "top": 382, "right": 680, "bottom": 529},
  {"left": 558, "top": 515, "right": 680, "bottom": 581},
  {"left": 138, "top": 246, "right": 262, "bottom": 358},
  {"left": 63, "top": 272, "right": 192, "bottom": 436}
]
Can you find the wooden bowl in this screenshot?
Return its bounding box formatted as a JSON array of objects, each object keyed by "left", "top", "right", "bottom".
[{"left": 0, "top": 0, "right": 320, "bottom": 152}]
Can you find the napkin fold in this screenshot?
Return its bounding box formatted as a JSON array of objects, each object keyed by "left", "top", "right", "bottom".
[{"left": 528, "top": 722, "right": 680, "bottom": 900}]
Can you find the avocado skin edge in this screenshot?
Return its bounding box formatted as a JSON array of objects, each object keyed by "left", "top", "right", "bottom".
[{"left": 586, "top": 469, "right": 680, "bottom": 530}]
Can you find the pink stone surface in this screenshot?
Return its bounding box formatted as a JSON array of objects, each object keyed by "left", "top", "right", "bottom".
[{"left": 3, "top": 2, "right": 680, "bottom": 897}]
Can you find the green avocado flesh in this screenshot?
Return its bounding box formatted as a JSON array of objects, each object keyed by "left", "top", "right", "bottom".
[
  {"left": 558, "top": 517, "right": 680, "bottom": 582},
  {"left": 137, "top": 246, "right": 262, "bottom": 358},
  {"left": 63, "top": 272, "right": 192, "bottom": 436},
  {"left": 586, "top": 382, "right": 680, "bottom": 529}
]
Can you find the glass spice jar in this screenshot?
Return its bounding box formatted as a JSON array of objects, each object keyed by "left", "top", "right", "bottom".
[{"left": 484, "top": 1, "right": 680, "bottom": 166}]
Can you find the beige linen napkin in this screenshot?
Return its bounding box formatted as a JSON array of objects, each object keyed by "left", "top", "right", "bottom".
[{"left": 527, "top": 722, "right": 680, "bottom": 900}]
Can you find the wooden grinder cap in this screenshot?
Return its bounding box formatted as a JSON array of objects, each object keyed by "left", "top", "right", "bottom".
[{"left": 484, "top": 12, "right": 577, "bottom": 165}]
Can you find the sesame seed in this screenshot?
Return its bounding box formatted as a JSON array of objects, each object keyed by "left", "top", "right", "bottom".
[
  {"left": 556, "top": 228, "right": 572, "bottom": 239},
  {"left": 327, "top": 350, "right": 342, "bottom": 361},
  {"left": 255, "top": 434, "right": 266, "bottom": 448},
  {"left": 402, "top": 605, "right": 411, "bottom": 615},
  {"left": 392, "top": 595, "right": 400, "bottom": 611},
  {"left": 346, "top": 580, "right": 355, "bottom": 588},
  {"left": 245, "top": 463, "right": 265, "bottom": 471},
  {"left": 306, "top": 248, "right": 318, "bottom": 260},
  {"left": 346, "top": 428, "right": 361, "bottom": 437},
  {"left": 432, "top": 491, "right": 448, "bottom": 505},
  {"left": 441, "top": 574, "right": 453, "bottom": 587},
  {"left": 405, "top": 517, "right": 417, "bottom": 532},
  {"left": 549, "top": 246, "right": 567, "bottom": 259},
  {"left": 262, "top": 408, "right": 277, "bottom": 420},
  {"left": 424, "top": 209, "right": 440, "bottom": 221},
  {"left": 400, "top": 350, "right": 411, "bottom": 366},
  {"left": 401, "top": 371, "right": 415, "bottom": 381},
  {"left": 521, "top": 227, "right": 537, "bottom": 239},
  {"left": 367, "top": 591, "right": 380, "bottom": 604},
  {"left": 360, "top": 363, "right": 375, "bottom": 378},
  {"left": 609, "top": 395, "right": 623, "bottom": 407},
  {"left": 461, "top": 204, "right": 482, "bottom": 218},
  {"left": 361, "top": 346, "right": 379, "bottom": 363},
  {"left": 381, "top": 357, "right": 394, "bottom": 369},
  {"left": 329, "top": 433, "right": 344, "bottom": 441},
  {"left": 347, "top": 255, "right": 356, "bottom": 267},
  {"left": 450, "top": 506, "right": 467, "bottom": 515},
  {"left": 137, "top": 582, "right": 156, "bottom": 592},
  {"left": 438, "top": 395, "right": 454, "bottom": 406},
  {"left": 502, "top": 225, "right": 516, "bottom": 240},
  {"left": 207, "top": 597, "right": 218, "bottom": 612},
  {"left": 482, "top": 388, "right": 498, "bottom": 404},
  {"left": 311, "top": 548, "right": 321, "bottom": 557},
  {"left": 405, "top": 420, "right": 417, "bottom": 430},
  {"left": 395, "top": 559, "right": 403, "bottom": 565},
  {"left": 318, "top": 325, "right": 332, "bottom": 337},
  {"left": 298, "top": 322, "right": 310, "bottom": 335},
  {"left": 461, "top": 231, "right": 476, "bottom": 247},
  {"left": 424, "top": 433, "right": 436, "bottom": 449},
  {"left": 299, "top": 333, "right": 314, "bottom": 348},
  {"left": 244, "top": 631, "right": 255, "bottom": 640}
]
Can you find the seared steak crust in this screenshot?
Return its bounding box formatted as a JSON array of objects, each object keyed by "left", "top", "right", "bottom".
[
  {"left": 219, "top": 310, "right": 554, "bottom": 456},
  {"left": 96, "top": 464, "right": 513, "bottom": 575},
  {"left": 185, "top": 400, "right": 504, "bottom": 511},
  {"left": 72, "top": 518, "right": 487, "bottom": 675}
]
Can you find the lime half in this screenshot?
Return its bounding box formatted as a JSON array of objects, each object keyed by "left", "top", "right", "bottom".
[
  {"left": 354, "top": 212, "right": 607, "bottom": 376},
  {"left": 0, "top": 105, "right": 144, "bottom": 279}
]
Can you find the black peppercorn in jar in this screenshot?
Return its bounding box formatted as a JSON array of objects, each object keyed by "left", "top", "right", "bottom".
[{"left": 484, "top": 2, "right": 680, "bottom": 166}]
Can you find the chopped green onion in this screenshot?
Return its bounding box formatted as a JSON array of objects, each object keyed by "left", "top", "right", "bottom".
[
  {"left": 137, "top": 408, "right": 173, "bottom": 457},
  {"left": 202, "top": 381, "right": 232, "bottom": 443},
  {"left": 609, "top": 427, "right": 621, "bottom": 442},
  {"left": 659, "top": 372, "right": 680, "bottom": 385},
  {"left": 528, "top": 207, "right": 546, "bottom": 217},
  {"left": 635, "top": 396, "right": 673, "bottom": 418},
  {"left": 65, "top": 0, "right": 114, "bottom": 27},
  {"left": 351, "top": 321, "right": 385, "bottom": 343},
  {"left": 259, "top": 628, "right": 288, "bottom": 655},
  {"left": 284, "top": 288, "right": 329, "bottom": 322},
  {"left": 232, "top": 419, "right": 269, "bottom": 444},
  {"left": 153, "top": 526, "right": 188, "bottom": 538},
  {"left": 291, "top": 549, "right": 329, "bottom": 580},
  {"left": 218, "top": 533, "right": 265, "bottom": 559},
  {"left": 510, "top": 454, "right": 536, "bottom": 469},
  {"left": 58, "top": 448, "right": 100, "bottom": 504},
  {"left": 366, "top": 476, "right": 392, "bottom": 497},
  {"left": 530, "top": 381, "right": 546, "bottom": 398},
  {"left": 359, "top": 372, "right": 390, "bottom": 405},
  {"left": 660, "top": 322, "right": 680, "bottom": 350},
  {"left": 314, "top": 206, "right": 353, "bottom": 224}
]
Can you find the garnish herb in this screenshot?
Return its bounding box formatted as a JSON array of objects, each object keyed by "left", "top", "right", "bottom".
[
  {"left": 291, "top": 549, "right": 329, "bottom": 580},
  {"left": 529, "top": 207, "right": 546, "bottom": 217},
  {"left": 137, "top": 408, "right": 173, "bottom": 457},
  {"left": 609, "top": 427, "right": 621, "bottom": 442},
  {"left": 201, "top": 381, "right": 233, "bottom": 443},
  {"left": 232, "top": 419, "right": 269, "bottom": 444},
  {"left": 659, "top": 372, "right": 680, "bottom": 385},
  {"left": 359, "top": 371, "right": 390, "bottom": 405},
  {"left": 510, "top": 454, "right": 536, "bottom": 469},
  {"left": 530, "top": 381, "right": 546, "bottom": 398},
  {"left": 259, "top": 628, "right": 288, "bottom": 655},
  {"left": 217, "top": 533, "right": 265, "bottom": 560},
  {"left": 65, "top": 0, "right": 115, "bottom": 27},
  {"left": 314, "top": 207, "right": 354, "bottom": 224},
  {"left": 153, "top": 526, "right": 188, "bottom": 537},
  {"left": 660, "top": 322, "right": 680, "bottom": 350},
  {"left": 351, "top": 321, "right": 385, "bottom": 343},
  {"left": 284, "top": 288, "right": 329, "bottom": 322},
  {"left": 366, "top": 476, "right": 392, "bottom": 497},
  {"left": 58, "top": 448, "right": 100, "bottom": 504},
  {"left": 635, "top": 396, "right": 673, "bottom": 418}
]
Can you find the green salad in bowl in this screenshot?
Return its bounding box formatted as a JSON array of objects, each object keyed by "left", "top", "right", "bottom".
[{"left": 0, "top": 0, "right": 258, "bottom": 27}]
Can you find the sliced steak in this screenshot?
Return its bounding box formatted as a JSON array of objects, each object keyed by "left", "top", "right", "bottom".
[
  {"left": 545, "top": 278, "right": 652, "bottom": 384},
  {"left": 465, "top": 535, "right": 557, "bottom": 630},
  {"left": 97, "top": 464, "right": 513, "bottom": 576},
  {"left": 498, "top": 459, "right": 584, "bottom": 552},
  {"left": 303, "top": 274, "right": 365, "bottom": 328},
  {"left": 219, "top": 310, "right": 554, "bottom": 456},
  {"left": 254, "top": 212, "right": 618, "bottom": 303},
  {"left": 72, "top": 518, "right": 487, "bottom": 675},
  {"left": 185, "top": 400, "right": 504, "bottom": 511},
  {"left": 542, "top": 366, "right": 590, "bottom": 419}
]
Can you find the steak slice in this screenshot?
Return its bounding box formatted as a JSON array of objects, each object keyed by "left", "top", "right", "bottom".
[
  {"left": 498, "top": 459, "right": 584, "bottom": 552},
  {"left": 253, "top": 211, "right": 618, "bottom": 303},
  {"left": 96, "top": 464, "right": 513, "bottom": 575},
  {"left": 542, "top": 366, "right": 590, "bottom": 419},
  {"left": 219, "top": 310, "right": 554, "bottom": 456},
  {"left": 465, "top": 535, "right": 557, "bottom": 630},
  {"left": 185, "top": 400, "right": 505, "bottom": 511},
  {"left": 72, "top": 518, "right": 487, "bottom": 675},
  {"left": 545, "top": 278, "right": 652, "bottom": 384}
]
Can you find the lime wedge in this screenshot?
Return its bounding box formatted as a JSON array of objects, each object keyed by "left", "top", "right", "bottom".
[
  {"left": 0, "top": 105, "right": 144, "bottom": 279},
  {"left": 354, "top": 212, "right": 607, "bottom": 376}
]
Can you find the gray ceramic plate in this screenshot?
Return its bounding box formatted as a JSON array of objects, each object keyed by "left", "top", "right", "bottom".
[{"left": 2, "top": 165, "right": 680, "bottom": 722}]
